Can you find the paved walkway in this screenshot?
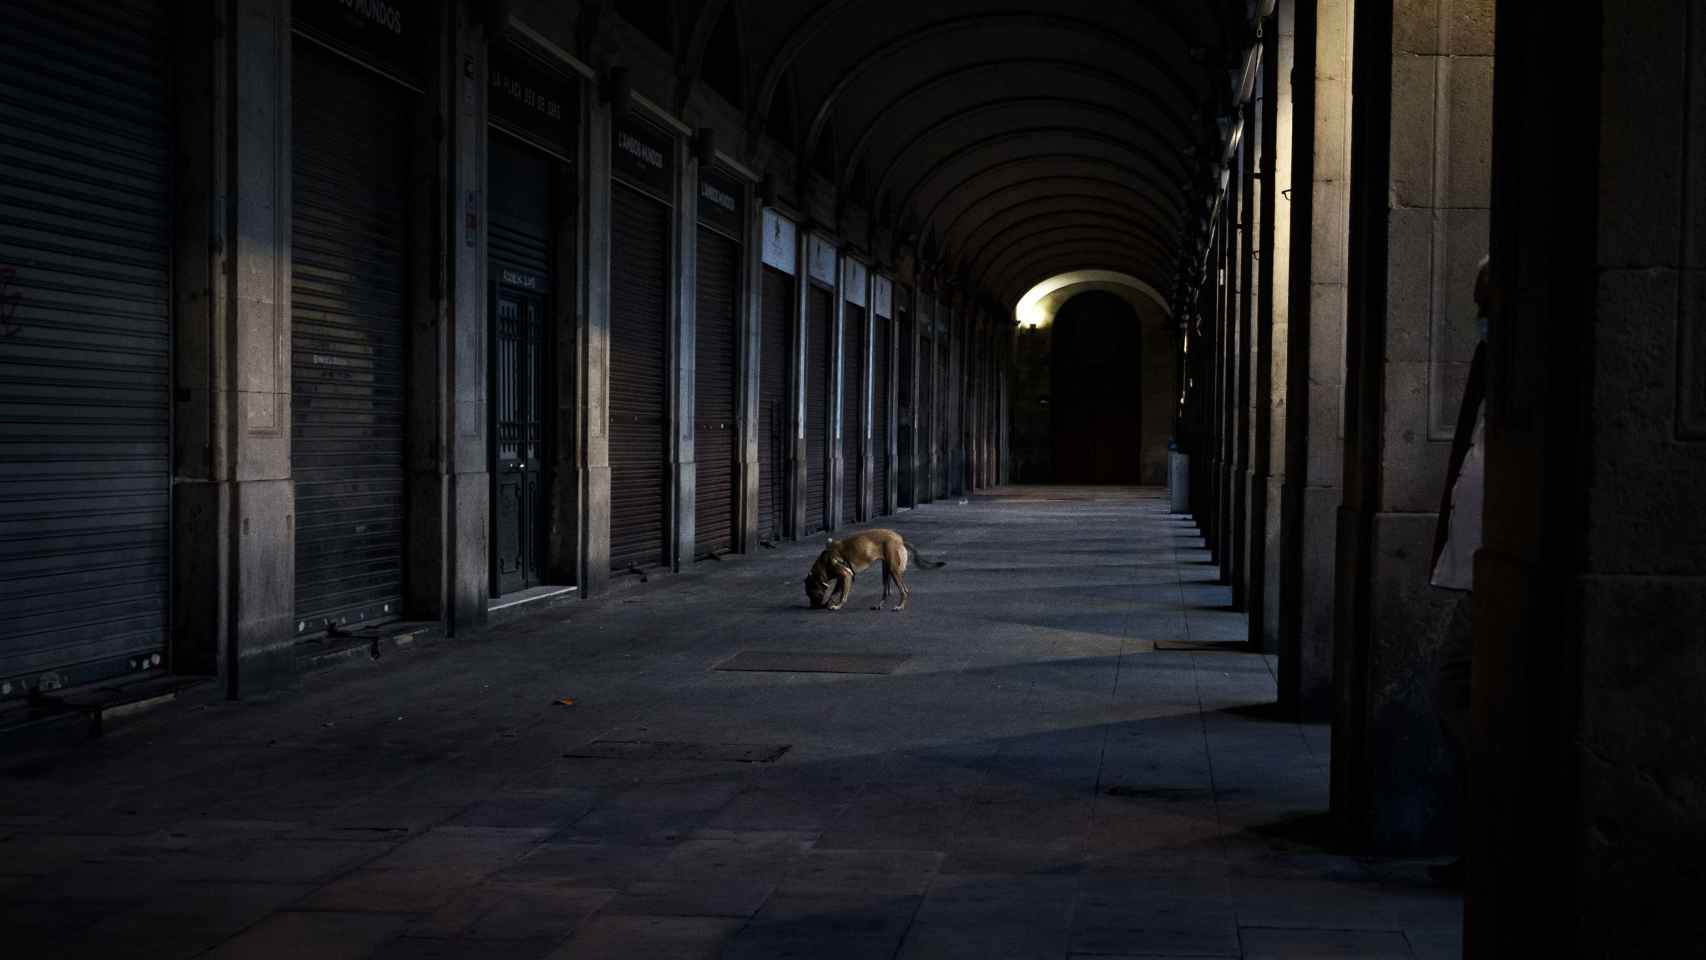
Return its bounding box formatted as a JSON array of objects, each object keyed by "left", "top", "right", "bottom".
[{"left": 0, "top": 487, "right": 1461, "bottom": 959}]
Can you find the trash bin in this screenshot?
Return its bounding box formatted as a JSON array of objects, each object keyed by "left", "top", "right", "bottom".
[{"left": 1168, "top": 445, "right": 1190, "bottom": 514}]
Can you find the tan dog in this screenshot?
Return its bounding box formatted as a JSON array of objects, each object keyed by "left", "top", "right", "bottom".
[{"left": 803, "top": 529, "right": 946, "bottom": 611}]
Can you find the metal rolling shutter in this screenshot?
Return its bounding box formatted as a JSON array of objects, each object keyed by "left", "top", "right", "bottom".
[
  {"left": 804, "top": 285, "right": 831, "bottom": 534},
  {"left": 840, "top": 304, "right": 864, "bottom": 525},
  {"left": 694, "top": 227, "right": 738, "bottom": 558},
  {"left": 0, "top": 0, "right": 171, "bottom": 698},
  {"left": 758, "top": 268, "right": 790, "bottom": 542},
  {"left": 291, "top": 42, "right": 411, "bottom": 634},
  {"left": 872, "top": 314, "right": 890, "bottom": 515},
  {"left": 609, "top": 183, "right": 669, "bottom": 571}
]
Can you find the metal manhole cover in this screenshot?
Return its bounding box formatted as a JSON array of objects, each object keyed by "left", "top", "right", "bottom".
[
  {"left": 562, "top": 740, "right": 790, "bottom": 763},
  {"left": 714, "top": 651, "right": 910, "bottom": 674}
]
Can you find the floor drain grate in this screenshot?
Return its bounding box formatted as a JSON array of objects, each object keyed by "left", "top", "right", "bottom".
[
  {"left": 714, "top": 651, "right": 910, "bottom": 674},
  {"left": 562, "top": 740, "right": 791, "bottom": 763}
]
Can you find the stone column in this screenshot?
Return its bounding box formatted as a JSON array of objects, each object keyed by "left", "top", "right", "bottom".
[
  {"left": 1330, "top": 0, "right": 1493, "bottom": 854},
  {"left": 738, "top": 197, "right": 763, "bottom": 551},
  {"left": 789, "top": 227, "right": 809, "bottom": 538},
  {"left": 671, "top": 135, "right": 697, "bottom": 571},
  {"left": 172, "top": 0, "right": 295, "bottom": 696},
  {"left": 1468, "top": 2, "right": 1706, "bottom": 952},
  {"left": 440, "top": 2, "right": 488, "bottom": 629},
  {"left": 576, "top": 88, "right": 613, "bottom": 592},
  {"left": 1277, "top": 0, "right": 1352, "bottom": 721},
  {"left": 1255, "top": 1, "right": 1296, "bottom": 653},
  {"left": 1233, "top": 95, "right": 1257, "bottom": 611},
  {"left": 829, "top": 251, "right": 846, "bottom": 530},
  {"left": 921, "top": 292, "right": 937, "bottom": 504},
  {"left": 1215, "top": 208, "right": 1233, "bottom": 571}
]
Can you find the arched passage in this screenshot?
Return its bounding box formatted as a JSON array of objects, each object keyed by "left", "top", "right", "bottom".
[{"left": 1011, "top": 285, "right": 1177, "bottom": 485}]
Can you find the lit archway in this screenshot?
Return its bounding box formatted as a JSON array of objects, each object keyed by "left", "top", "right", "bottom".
[
  {"left": 1014, "top": 269, "right": 1172, "bottom": 329},
  {"left": 1010, "top": 271, "right": 1176, "bottom": 485}
]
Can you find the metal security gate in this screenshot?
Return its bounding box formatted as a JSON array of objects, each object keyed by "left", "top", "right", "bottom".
[
  {"left": 291, "top": 40, "right": 412, "bottom": 635},
  {"left": 804, "top": 285, "right": 832, "bottom": 534},
  {"left": 694, "top": 227, "right": 739, "bottom": 558},
  {"left": 840, "top": 304, "right": 864, "bottom": 525},
  {"left": 609, "top": 183, "right": 670, "bottom": 571},
  {"left": 0, "top": 0, "right": 172, "bottom": 698},
  {"left": 488, "top": 134, "right": 552, "bottom": 596},
  {"left": 872, "top": 313, "right": 891, "bottom": 515},
  {"left": 758, "top": 267, "right": 791, "bottom": 543}
]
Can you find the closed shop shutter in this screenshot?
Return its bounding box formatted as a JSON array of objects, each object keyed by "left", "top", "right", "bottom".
[
  {"left": 840, "top": 304, "right": 863, "bottom": 524},
  {"left": 804, "top": 285, "right": 831, "bottom": 534},
  {"left": 872, "top": 314, "right": 890, "bottom": 515},
  {"left": 291, "top": 40, "right": 412, "bottom": 635},
  {"left": 694, "top": 227, "right": 738, "bottom": 558},
  {"left": 0, "top": 0, "right": 171, "bottom": 698},
  {"left": 758, "top": 268, "right": 790, "bottom": 542},
  {"left": 609, "top": 183, "right": 669, "bottom": 571}
]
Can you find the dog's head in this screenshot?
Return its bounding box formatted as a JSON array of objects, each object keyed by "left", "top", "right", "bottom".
[
  {"left": 804, "top": 571, "right": 833, "bottom": 608},
  {"left": 803, "top": 541, "right": 843, "bottom": 608}
]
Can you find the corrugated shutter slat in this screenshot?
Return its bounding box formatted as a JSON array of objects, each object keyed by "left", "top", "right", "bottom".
[
  {"left": 841, "top": 304, "right": 863, "bottom": 524},
  {"left": 291, "top": 41, "right": 412, "bottom": 634},
  {"left": 608, "top": 184, "right": 669, "bottom": 571},
  {"left": 694, "top": 227, "right": 738, "bottom": 558},
  {"left": 758, "top": 268, "right": 790, "bottom": 542},
  {"left": 804, "top": 286, "right": 831, "bottom": 534},
  {"left": 0, "top": 0, "right": 171, "bottom": 697}
]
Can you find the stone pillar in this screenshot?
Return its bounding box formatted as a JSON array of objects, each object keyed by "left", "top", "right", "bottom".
[
  {"left": 1277, "top": 0, "right": 1352, "bottom": 721},
  {"left": 789, "top": 228, "right": 809, "bottom": 538},
  {"left": 829, "top": 251, "right": 846, "bottom": 530},
  {"left": 1233, "top": 94, "right": 1257, "bottom": 611},
  {"left": 671, "top": 134, "right": 697, "bottom": 571},
  {"left": 576, "top": 89, "right": 613, "bottom": 592},
  {"left": 440, "top": 2, "right": 488, "bottom": 629},
  {"left": 738, "top": 198, "right": 763, "bottom": 551},
  {"left": 1191, "top": 273, "right": 1218, "bottom": 536},
  {"left": 1467, "top": 2, "right": 1706, "bottom": 952},
  {"left": 1255, "top": 1, "right": 1296, "bottom": 653},
  {"left": 1331, "top": 0, "right": 1493, "bottom": 853},
  {"left": 861, "top": 267, "right": 876, "bottom": 519},
  {"left": 1215, "top": 208, "right": 1234, "bottom": 572},
  {"left": 172, "top": 0, "right": 295, "bottom": 696},
  {"left": 1139, "top": 307, "right": 1176, "bottom": 486},
  {"left": 921, "top": 293, "right": 937, "bottom": 504}
]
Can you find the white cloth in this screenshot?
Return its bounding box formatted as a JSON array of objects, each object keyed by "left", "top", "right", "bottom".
[{"left": 1431, "top": 412, "right": 1485, "bottom": 591}]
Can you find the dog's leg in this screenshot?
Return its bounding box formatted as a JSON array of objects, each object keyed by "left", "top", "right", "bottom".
[
  {"left": 828, "top": 570, "right": 854, "bottom": 610},
  {"left": 893, "top": 568, "right": 909, "bottom": 611},
  {"left": 873, "top": 561, "right": 890, "bottom": 610}
]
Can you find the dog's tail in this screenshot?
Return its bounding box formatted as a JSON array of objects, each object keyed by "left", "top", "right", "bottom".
[{"left": 904, "top": 541, "right": 947, "bottom": 569}]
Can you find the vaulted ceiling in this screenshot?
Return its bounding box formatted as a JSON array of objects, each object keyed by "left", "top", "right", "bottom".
[{"left": 619, "top": 0, "right": 1266, "bottom": 310}]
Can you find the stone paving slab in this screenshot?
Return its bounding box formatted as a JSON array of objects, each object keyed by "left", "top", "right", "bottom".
[{"left": 0, "top": 487, "right": 1460, "bottom": 959}]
